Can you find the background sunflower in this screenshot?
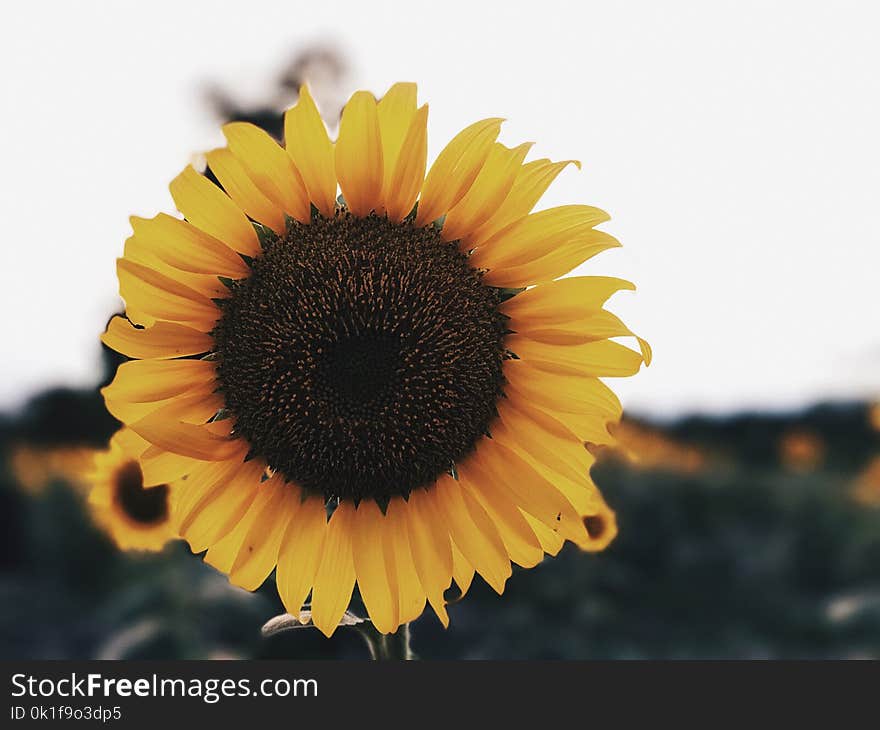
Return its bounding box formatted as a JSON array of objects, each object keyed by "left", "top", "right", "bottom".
[{"left": 87, "top": 429, "right": 180, "bottom": 553}]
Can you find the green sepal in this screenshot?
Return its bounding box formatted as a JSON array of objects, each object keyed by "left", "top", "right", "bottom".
[
  {"left": 252, "top": 221, "right": 279, "bottom": 251},
  {"left": 496, "top": 286, "right": 526, "bottom": 302},
  {"left": 374, "top": 494, "right": 391, "bottom": 515},
  {"left": 210, "top": 408, "right": 232, "bottom": 422},
  {"left": 404, "top": 201, "right": 418, "bottom": 223}
]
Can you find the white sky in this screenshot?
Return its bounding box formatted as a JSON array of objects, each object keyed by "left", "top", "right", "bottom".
[{"left": 1, "top": 0, "right": 878, "bottom": 417}]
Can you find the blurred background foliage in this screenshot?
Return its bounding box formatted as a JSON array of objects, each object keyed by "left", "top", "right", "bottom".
[
  {"left": 2, "top": 44, "right": 879, "bottom": 660},
  {"left": 2, "top": 350, "right": 879, "bottom": 659}
]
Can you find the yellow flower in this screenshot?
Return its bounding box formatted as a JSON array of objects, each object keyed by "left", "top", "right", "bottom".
[
  {"left": 779, "top": 430, "right": 825, "bottom": 473},
  {"left": 87, "top": 429, "right": 179, "bottom": 552},
  {"left": 869, "top": 403, "right": 880, "bottom": 432},
  {"left": 101, "top": 82, "right": 649, "bottom": 636},
  {"left": 852, "top": 456, "right": 880, "bottom": 507},
  {"left": 10, "top": 443, "right": 96, "bottom": 494}
]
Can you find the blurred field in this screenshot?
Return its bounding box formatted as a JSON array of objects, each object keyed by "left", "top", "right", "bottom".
[{"left": 2, "top": 351, "right": 878, "bottom": 659}]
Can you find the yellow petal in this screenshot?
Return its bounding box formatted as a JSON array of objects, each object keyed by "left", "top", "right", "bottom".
[
  {"left": 505, "top": 402, "right": 600, "bottom": 455},
  {"left": 122, "top": 235, "right": 230, "bottom": 302},
  {"left": 415, "top": 118, "right": 503, "bottom": 226},
  {"left": 284, "top": 84, "right": 337, "bottom": 217},
  {"left": 117, "top": 258, "right": 220, "bottom": 328},
  {"left": 207, "top": 148, "right": 286, "bottom": 233},
  {"left": 169, "top": 165, "right": 260, "bottom": 256},
  {"left": 470, "top": 440, "right": 588, "bottom": 545},
  {"left": 504, "top": 359, "right": 622, "bottom": 420},
  {"left": 101, "top": 358, "right": 215, "bottom": 404},
  {"left": 465, "top": 158, "right": 580, "bottom": 247},
  {"left": 515, "top": 311, "right": 646, "bottom": 355},
  {"left": 501, "top": 276, "right": 635, "bottom": 322},
  {"left": 129, "top": 416, "right": 243, "bottom": 461},
  {"left": 140, "top": 447, "right": 197, "bottom": 487},
  {"left": 384, "top": 497, "right": 427, "bottom": 623},
  {"left": 102, "top": 317, "right": 213, "bottom": 360},
  {"left": 276, "top": 494, "right": 327, "bottom": 617},
  {"left": 129, "top": 213, "right": 250, "bottom": 278},
  {"left": 471, "top": 205, "right": 611, "bottom": 268},
  {"left": 205, "top": 474, "right": 282, "bottom": 576},
  {"left": 378, "top": 520, "right": 401, "bottom": 633},
  {"left": 498, "top": 395, "right": 595, "bottom": 472},
  {"left": 405, "top": 488, "right": 453, "bottom": 627},
  {"left": 104, "top": 387, "right": 221, "bottom": 425},
  {"left": 226, "top": 477, "right": 295, "bottom": 590},
  {"left": 109, "top": 427, "right": 149, "bottom": 456},
  {"left": 223, "top": 121, "right": 310, "bottom": 222},
  {"left": 377, "top": 82, "right": 418, "bottom": 205},
  {"left": 335, "top": 91, "right": 383, "bottom": 217},
  {"left": 525, "top": 513, "right": 565, "bottom": 556},
  {"left": 442, "top": 142, "right": 533, "bottom": 242},
  {"left": 507, "top": 335, "right": 645, "bottom": 377},
  {"left": 450, "top": 543, "right": 474, "bottom": 597},
  {"left": 535, "top": 410, "right": 614, "bottom": 447},
  {"left": 176, "top": 458, "right": 243, "bottom": 531},
  {"left": 503, "top": 379, "right": 617, "bottom": 445},
  {"left": 492, "top": 406, "right": 605, "bottom": 517},
  {"left": 480, "top": 234, "right": 620, "bottom": 288},
  {"left": 178, "top": 458, "right": 260, "bottom": 552},
  {"left": 433, "top": 475, "right": 511, "bottom": 594},
  {"left": 311, "top": 502, "right": 357, "bottom": 637},
  {"left": 352, "top": 500, "right": 398, "bottom": 634},
  {"left": 459, "top": 465, "right": 543, "bottom": 569},
  {"left": 384, "top": 105, "right": 429, "bottom": 222}
]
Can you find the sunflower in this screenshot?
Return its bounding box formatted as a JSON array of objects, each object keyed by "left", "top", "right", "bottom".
[
  {"left": 88, "top": 429, "right": 179, "bottom": 552},
  {"left": 10, "top": 443, "right": 97, "bottom": 495},
  {"left": 100, "top": 82, "right": 649, "bottom": 636}
]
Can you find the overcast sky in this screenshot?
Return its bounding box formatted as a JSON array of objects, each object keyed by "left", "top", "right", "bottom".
[{"left": 1, "top": 0, "right": 878, "bottom": 417}]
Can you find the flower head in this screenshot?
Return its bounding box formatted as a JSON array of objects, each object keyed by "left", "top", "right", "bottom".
[
  {"left": 88, "top": 429, "right": 179, "bottom": 552},
  {"left": 101, "top": 82, "right": 649, "bottom": 635}
]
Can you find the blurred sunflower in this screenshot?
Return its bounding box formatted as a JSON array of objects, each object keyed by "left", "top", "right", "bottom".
[
  {"left": 10, "top": 443, "right": 96, "bottom": 494},
  {"left": 88, "top": 430, "right": 179, "bottom": 552},
  {"left": 101, "top": 83, "right": 649, "bottom": 636}
]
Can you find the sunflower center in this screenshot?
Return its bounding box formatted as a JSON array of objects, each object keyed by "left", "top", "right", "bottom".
[
  {"left": 113, "top": 460, "right": 169, "bottom": 525},
  {"left": 213, "top": 212, "right": 507, "bottom": 504}
]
